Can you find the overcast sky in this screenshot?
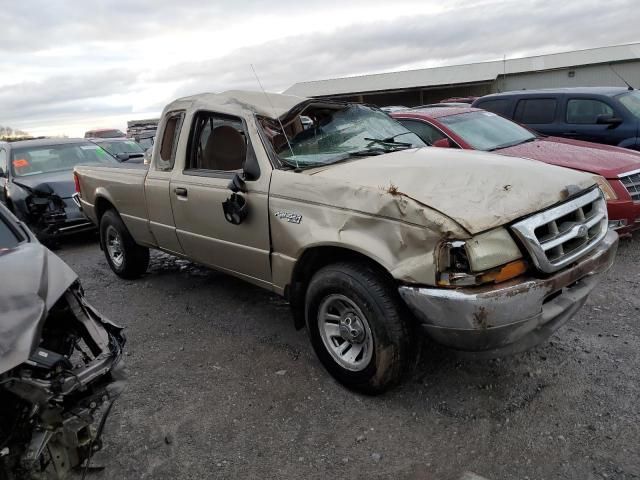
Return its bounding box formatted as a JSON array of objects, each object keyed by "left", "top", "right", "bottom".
[{"left": 1, "top": 0, "right": 638, "bottom": 137}]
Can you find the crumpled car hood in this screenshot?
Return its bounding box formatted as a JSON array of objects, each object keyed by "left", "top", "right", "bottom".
[
  {"left": 0, "top": 242, "right": 78, "bottom": 373},
  {"left": 308, "top": 147, "right": 596, "bottom": 235},
  {"left": 12, "top": 170, "right": 76, "bottom": 199}
]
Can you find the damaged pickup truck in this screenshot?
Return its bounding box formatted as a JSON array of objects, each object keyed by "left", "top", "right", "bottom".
[
  {"left": 0, "top": 203, "right": 125, "bottom": 479},
  {"left": 74, "top": 91, "right": 618, "bottom": 393}
]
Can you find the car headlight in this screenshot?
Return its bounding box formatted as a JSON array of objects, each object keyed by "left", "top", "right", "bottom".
[
  {"left": 592, "top": 175, "right": 617, "bottom": 200},
  {"left": 437, "top": 228, "right": 527, "bottom": 287}
]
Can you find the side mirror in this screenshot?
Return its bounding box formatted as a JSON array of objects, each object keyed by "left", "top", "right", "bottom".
[
  {"left": 596, "top": 114, "right": 623, "bottom": 127},
  {"left": 0, "top": 168, "right": 5, "bottom": 178},
  {"left": 432, "top": 138, "right": 452, "bottom": 148},
  {"left": 242, "top": 145, "right": 260, "bottom": 181},
  {"left": 115, "top": 153, "right": 131, "bottom": 162}
]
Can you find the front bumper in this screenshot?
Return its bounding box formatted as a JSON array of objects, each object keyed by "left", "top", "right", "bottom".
[
  {"left": 606, "top": 198, "right": 640, "bottom": 236},
  {"left": 399, "top": 230, "right": 618, "bottom": 356}
]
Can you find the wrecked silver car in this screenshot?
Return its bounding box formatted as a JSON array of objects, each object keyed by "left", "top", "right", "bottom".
[{"left": 0, "top": 203, "right": 125, "bottom": 479}]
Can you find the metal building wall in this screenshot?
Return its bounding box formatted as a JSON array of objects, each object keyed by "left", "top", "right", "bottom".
[{"left": 498, "top": 60, "right": 640, "bottom": 92}]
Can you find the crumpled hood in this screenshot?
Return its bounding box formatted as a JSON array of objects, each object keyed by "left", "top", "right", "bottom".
[
  {"left": 12, "top": 170, "right": 76, "bottom": 199},
  {"left": 308, "top": 148, "right": 596, "bottom": 235},
  {"left": 499, "top": 137, "right": 640, "bottom": 178},
  {"left": 0, "top": 242, "right": 78, "bottom": 373}
]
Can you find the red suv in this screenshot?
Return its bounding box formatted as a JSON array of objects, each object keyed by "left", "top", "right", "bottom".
[{"left": 392, "top": 107, "right": 640, "bottom": 236}]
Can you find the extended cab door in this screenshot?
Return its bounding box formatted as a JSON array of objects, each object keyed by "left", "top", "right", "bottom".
[
  {"left": 169, "top": 111, "right": 272, "bottom": 288},
  {"left": 145, "top": 111, "right": 185, "bottom": 254}
]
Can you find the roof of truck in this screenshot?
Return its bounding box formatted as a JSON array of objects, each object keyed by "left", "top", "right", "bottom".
[{"left": 165, "top": 90, "right": 309, "bottom": 119}]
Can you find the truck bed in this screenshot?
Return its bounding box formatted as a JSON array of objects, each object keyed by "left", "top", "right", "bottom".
[{"left": 74, "top": 164, "right": 153, "bottom": 245}]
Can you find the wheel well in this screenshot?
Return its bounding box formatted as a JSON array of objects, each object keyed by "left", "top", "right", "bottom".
[
  {"left": 286, "top": 246, "right": 393, "bottom": 329},
  {"left": 94, "top": 197, "right": 116, "bottom": 222}
]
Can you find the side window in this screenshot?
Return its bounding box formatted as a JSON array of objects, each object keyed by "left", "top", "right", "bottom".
[
  {"left": 566, "top": 99, "right": 614, "bottom": 124},
  {"left": 398, "top": 119, "right": 448, "bottom": 145},
  {"left": 514, "top": 98, "right": 557, "bottom": 124},
  {"left": 156, "top": 111, "right": 185, "bottom": 171},
  {"left": 186, "top": 112, "right": 246, "bottom": 173},
  {"left": 476, "top": 99, "right": 511, "bottom": 117},
  {"left": 0, "top": 149, "right": 7, "bottom": 175}
]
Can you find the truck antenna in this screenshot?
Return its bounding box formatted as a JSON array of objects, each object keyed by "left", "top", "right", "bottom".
[
  {"left": 250, "top": 64, "right": 298, "bottom": 168},
  {"left": 609, "top": 63, "right": 634, "bottom": 90}
]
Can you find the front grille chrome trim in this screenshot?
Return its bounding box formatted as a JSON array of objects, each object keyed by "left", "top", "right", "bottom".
[
  {"left": 511, "top": 188, "right": 608, "bottom": 273},
  {"left": 619, "top": 169, "right": 640, "bottom": 202}
]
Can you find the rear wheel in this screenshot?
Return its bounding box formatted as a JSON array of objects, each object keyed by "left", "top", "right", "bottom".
[
  {"left": 305, "top": 261, "right": 414, "bottom": 394},
  {"left": 100, "top": 209, "right": 149, "bottom": 278}
]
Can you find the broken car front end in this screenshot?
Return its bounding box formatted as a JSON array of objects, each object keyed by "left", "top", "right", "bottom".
[
  {"left": 0, "top": 206, "right": 125, "bottom": 480},
  {"left": 399, "top": 187, "right": 618, "bottom": 355},
  {"left": 10, "top": 181, "right": 94, "bottom": 242}
]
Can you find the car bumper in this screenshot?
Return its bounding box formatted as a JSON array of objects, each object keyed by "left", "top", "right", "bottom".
[
  {"left": 606, "top": 198, "right": 640, "bottom": 236},
  {"left": 398, "top": 230, "right": 618, "bottom": 356}
]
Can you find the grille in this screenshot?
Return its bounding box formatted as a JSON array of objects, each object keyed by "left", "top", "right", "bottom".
[
  {"left": 619, "top": 169, "right": 640, "bottom": 202},
  {"left": 511, "top": 188, "right": 608, "bottom": 273}
]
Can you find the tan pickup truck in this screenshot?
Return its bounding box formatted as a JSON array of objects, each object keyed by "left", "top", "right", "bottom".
[{"left": 74, "top": 90, "right": 618, "bottom": 393}]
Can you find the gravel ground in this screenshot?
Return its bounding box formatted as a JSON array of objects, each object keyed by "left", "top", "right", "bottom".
[{"left": 56, "top": 236, "right": 640, "bottom": 480}]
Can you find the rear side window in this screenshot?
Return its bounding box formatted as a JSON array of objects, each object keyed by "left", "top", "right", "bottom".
[
  {"left": 566, "top": 99, "right": 614, "bottom": 124},
  {"left": 0, "top": 215, "right": 22, "bottom": 249},
  {"left": 156, "top": 111, "right": 185, "bottom": 171},
  {"left": 476, "top": 99, "right": 511, "bottom": 117},
  {"left": 397, "top": 119, "right": 448, "bottom": 145},
  {"left": 0, "top": 149, "right": 7, "bottom": 175},
  {"left": 514, "top": 98, "right": 557, "bottom": 124}
]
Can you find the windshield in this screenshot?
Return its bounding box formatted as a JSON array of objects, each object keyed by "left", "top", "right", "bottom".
[
  {"left": 97, "top": 139, "right": 145, "bottom": 156},
  {"left": 439, "top": 110, "right": 536, "bottom": 151},
  {"left": 261, "top": 104, "right": 425, "bottom": 168},
  {"left": 10, "top": 143, "right": 117, "bottom": 177},
  {"left": 618, "top": 91, "right": 640, "bottom": 118}
]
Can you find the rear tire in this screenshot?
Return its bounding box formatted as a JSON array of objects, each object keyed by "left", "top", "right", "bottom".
[
  {"left": 100, "top": 209, "right": 149, "bottom": 279},
  {"left": 305, "top": 261, "right": 414, "bottom": 394}
]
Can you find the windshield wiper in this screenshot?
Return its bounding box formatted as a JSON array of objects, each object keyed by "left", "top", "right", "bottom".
[
  {"left": 488, "top": 137, "right": 536, "bottom": 151},
  {"left": 364, "top": 136, "right": 413, "bottom": 148}
]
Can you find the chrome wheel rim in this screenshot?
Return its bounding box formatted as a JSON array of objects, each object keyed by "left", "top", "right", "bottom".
[
  {"left": 105, "top": 226, "right": 124, "bottom": 268},
  {"left": 317, "top": 294, "right": 373, "bottom": 372}
]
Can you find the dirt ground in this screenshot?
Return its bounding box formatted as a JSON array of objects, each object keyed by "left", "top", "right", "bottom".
[{"left": 57, "top": 236, "right": 640, "bottom": 480}]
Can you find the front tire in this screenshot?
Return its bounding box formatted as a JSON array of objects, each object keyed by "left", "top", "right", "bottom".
[
  {"left": 305, "top": 262, "right": 414, "bottom": 394},
  {"left": 100, "top": 209, "right": 149, "bottom": 279}
]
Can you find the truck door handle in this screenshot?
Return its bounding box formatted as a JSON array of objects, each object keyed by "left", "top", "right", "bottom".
[{"left": 174, "top": 187, "right": 188, "bottom": 197}]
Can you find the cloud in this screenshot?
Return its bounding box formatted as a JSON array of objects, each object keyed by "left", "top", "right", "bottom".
[{"left": 0, "top": 0, "right": 637, "bottom": 136}]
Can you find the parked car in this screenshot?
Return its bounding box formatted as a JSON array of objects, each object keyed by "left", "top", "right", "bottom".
[
  {"left": 472, "top": 87, "right": 640, "bottom": 150},
  {"left": 0, "top": 201, "right": 125, "bottom": 479},
  {"left": 392, "top": 107, "right": 640, "bottom": 236},
  {"left": 440, "top": 96, "right": 477, "bottom": 104},
  {"left": 74, "top": 90, "right": 617, "bottom": 393},
  {"left": 92, "top": 137, "right": 147, "bottom": 163},
  {"left": 134, "top": 129, "right": 156, "bottom": 150},
  {"left": 380, "top": 105, "right": 408, "bottom": 113},
  {"left": 84, "top": 128, "right": 126, "bottom": 139},
  {"left": 0, "top": 138, "right": 118, "bottom": 241}
]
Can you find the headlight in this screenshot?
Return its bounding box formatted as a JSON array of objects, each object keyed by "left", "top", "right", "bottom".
[
  {"left": 592, "top": 175, "right": 617, "bottom": 200},
  {"left": 437, "top": 228, "right": 526, "bottom": 287}
]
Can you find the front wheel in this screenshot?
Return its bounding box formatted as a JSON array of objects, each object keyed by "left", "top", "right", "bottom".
[
  {"left": 100, "top": 209, "right": 149, "bottom": 279},
  {"left": 305, "top": 262, "right": 414, "bottom": 394}
]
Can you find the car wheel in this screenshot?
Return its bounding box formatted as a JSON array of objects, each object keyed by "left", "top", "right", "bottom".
[
  {"left": 100, "top": 209, "right": 149, "bottom": 279},
  {"left": 305, "top": 261, "right": 414, "bottom": 394}
]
